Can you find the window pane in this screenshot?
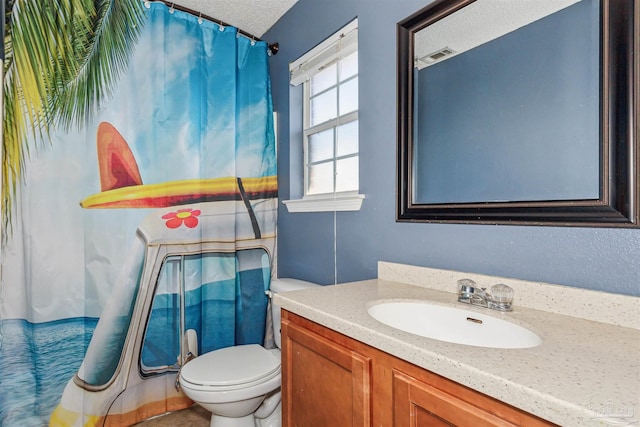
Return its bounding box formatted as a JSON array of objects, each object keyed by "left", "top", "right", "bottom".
[
  {"left": 336, "top": 156, "right": 359, "bottom": 192},
  {"left": 308, "top": 162, "right": 334, "bottom": 195},
  {"left": 336, "top": 121, "right": 358, "bottom": 157},
  {"left": 300, "top": 22, "right": 359, "bottom": 198},
  {"left": 141, "top": 257, "right": 181, "bottom": 370},
  {"left": 184, "top": 253, "right": 237, "bottom": 354},
  {"left": 311, "top": 63, "right": 337, "bottom": 95},
  {"left": 188, "top": 249, "right": 269, "bottom": 351},
  {"left": 339, "top": 78, "right": 358, "bottom": 116},
  {"left": 309, "top": 129, "right": 334, "bottom": 163},
  {"left": 311, "top": 88, "right": 337, "bottom": 126},
  {"left": 340, "top": 52, "right": 358, "bottom": 81}
]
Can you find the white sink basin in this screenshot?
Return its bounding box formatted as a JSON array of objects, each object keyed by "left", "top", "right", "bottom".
[{"left": 367, "top": 301, "right": 542, "bottom": 349}]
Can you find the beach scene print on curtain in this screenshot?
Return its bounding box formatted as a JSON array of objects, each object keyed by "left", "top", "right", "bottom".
[{"left": 0, "top": 2, "right": 277, "bottom": 426}]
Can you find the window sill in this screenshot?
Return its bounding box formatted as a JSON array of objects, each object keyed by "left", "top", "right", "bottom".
[{"left": 282, "top": 194, "right": 365, "bottom": 213}]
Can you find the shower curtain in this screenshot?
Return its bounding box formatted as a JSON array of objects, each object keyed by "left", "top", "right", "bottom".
[{"left": 0, "top": 2, "right": 277, "bottom": 426}]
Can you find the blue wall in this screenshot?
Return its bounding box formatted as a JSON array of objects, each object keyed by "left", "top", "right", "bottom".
[{"left": 264, "top": 0, "right": 640, "bottom": 296}]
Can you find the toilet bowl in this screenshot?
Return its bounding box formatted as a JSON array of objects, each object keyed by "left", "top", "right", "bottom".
[{"left": 178, "top": 278, "right": 319, "bottom": 427}]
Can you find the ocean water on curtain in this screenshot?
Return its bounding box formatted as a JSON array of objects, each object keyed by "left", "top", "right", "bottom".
[{"left": 0, "top": 318, "right": 97, "bottom": 426}]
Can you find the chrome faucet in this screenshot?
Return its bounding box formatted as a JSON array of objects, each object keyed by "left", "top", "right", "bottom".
[{"left": 457, "top": 279, "right": 514, "bottom": 312}]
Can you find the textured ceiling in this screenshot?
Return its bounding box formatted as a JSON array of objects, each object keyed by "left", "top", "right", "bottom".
[
  {"left": 167, "top": 0, "right": 298, "bottom": 37},
  {"left": 414, "top": 0, "right": 582, "bottom": 69}
]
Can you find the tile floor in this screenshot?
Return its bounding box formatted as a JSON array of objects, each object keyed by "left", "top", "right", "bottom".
[{"left": 133, "top": 405, "right": 210, "bottom": 426}]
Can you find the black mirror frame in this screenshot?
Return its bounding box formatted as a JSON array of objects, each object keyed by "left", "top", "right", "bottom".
[{"left": 396, "top": 0, "right": 638, "bottom": 227}]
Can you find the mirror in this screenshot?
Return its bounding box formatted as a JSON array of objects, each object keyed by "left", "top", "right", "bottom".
[{"left": 396, "top": 0, "right": 638, "bottom": 227}]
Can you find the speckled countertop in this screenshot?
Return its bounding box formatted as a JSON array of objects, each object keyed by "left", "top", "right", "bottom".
[{"left": 274, "top": 278, "right": 640, "bottom": 427}]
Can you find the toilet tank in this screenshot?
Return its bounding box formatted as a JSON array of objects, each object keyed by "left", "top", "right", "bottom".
[{"left": 270, "top": 278, "right": 320, "bottom": 348}]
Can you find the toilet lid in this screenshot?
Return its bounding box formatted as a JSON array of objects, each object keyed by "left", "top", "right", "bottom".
[{"left": 180, "top": 344, "right": 280, "bottom": 387}]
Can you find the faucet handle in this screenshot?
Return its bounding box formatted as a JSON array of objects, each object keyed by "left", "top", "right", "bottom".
[
  {"left": 490, "top": 284, "right": 514, "bottom": 311},
  {"left": 457, "top": 279, "right": 477, "bottom": 304},
  {"left": 457, "top": 278, "right": 477, "bottom": 293}
]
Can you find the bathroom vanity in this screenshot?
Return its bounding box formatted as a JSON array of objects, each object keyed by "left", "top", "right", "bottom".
[
  {"left": 274, "top": 263, "right": 640, "bottom": 427},
  {"left": 281, "top": 311, "right": 554, "bottom": 426}
]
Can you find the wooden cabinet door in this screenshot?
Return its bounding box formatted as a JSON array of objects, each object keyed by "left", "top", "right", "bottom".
[
  {"left": 392, "top": 370, "right": 554, "bottom": 427},
  {"left": 281, "top": 316, "right": 372, "bottom": 427}
]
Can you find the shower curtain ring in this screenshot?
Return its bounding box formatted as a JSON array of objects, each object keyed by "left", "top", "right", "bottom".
[
  {"left": 198, "top": 12, "right": 203, "bottom": 24},
  {"left": 170, "top": 3, "right": 175, "bottom": 13}
]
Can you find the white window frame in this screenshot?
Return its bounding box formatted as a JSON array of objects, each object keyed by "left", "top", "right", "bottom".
[{"left": 283, "top": 19, "right": 364, "bottom": 213}]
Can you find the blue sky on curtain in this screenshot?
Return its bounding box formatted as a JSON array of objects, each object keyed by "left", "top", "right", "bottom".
[{"left": 0, "top": 2, "right": 276, "bottom": 425}]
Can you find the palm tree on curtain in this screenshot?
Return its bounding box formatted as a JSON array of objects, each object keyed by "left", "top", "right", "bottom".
[{"left": 2, "top": 0, "right": 146, "bottom": 235}]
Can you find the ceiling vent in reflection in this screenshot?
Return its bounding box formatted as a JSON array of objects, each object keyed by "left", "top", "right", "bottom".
[{"left": 415, "top": 47, "right": 455, "bottom": 69}]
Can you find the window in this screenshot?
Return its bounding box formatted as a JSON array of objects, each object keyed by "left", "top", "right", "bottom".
[
  {"left": 140, "top": 248, "right": 270, "bottom": 376},
  {"left": 284, "top": 19, "right": 364, "bottom": 212}
]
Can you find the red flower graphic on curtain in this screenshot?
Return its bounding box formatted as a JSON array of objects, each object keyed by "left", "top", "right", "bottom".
[{"left": 162, "top": 208, "right": 201, "bottom": 229}]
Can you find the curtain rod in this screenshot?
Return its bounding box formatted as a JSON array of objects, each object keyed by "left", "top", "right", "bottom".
[{"left": 149, "top": 1, "right": 279, "bottom": 55}]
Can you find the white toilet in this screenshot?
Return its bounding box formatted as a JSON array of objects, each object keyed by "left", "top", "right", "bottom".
[{"left": 178, "top": 278, "right": 319, "bottom": 427}]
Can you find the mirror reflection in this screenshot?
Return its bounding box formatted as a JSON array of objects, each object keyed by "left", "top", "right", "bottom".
[{"left": 412, "top": 0, "right": 599, "bottom": 204}]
